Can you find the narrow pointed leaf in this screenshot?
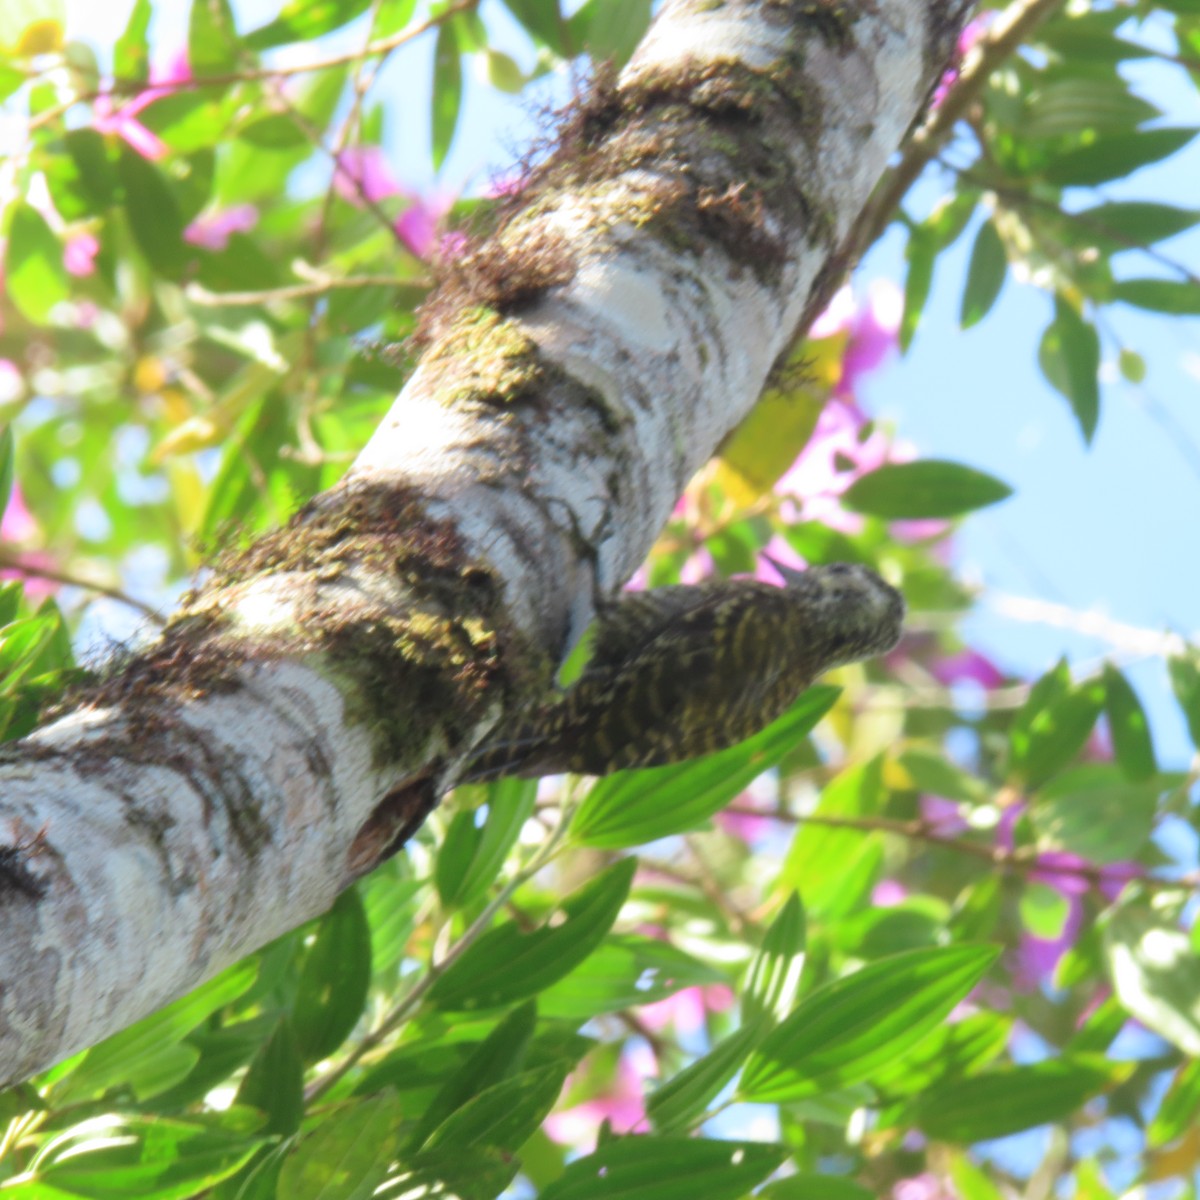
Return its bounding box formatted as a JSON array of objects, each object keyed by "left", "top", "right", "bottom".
[
  {"left": 739, "top": 945, "right": 998, "bottom": 1102},
  {"left": 429, "top": 857, "right": 635, "bottom": 1010},
  {"left": 572, "top": 687, "right": 838, "bottom": 849}
]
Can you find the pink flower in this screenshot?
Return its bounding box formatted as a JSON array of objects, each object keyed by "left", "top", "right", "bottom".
[
  {"left": 872, "top": 879, "right": 908, "bottom": 907},
  {"left": 930, "top": 648, "right": 1006, "bottom": 690},
  {"left": 775, "top": 399, "right": 892, "bottom": 531},
  {"left": 395, "top": 194, "right": 455, "bottom": 260},
  {"left": 1, "top": 485, "right": 57, "bottom": 598},
  {"left": 754, "top": 534, "right": 806, "bottom": 584},
  {"left": 333, "top": 147, "right": 404, "bottom": 206},
  {"left": 837, "top": 280, "right": 901, "bottom": 399},
  {"left": 63, "top": 231, "right": 100, "bottom": 277},
  {"left": 333, "top": 149, "right": 457, "bottom": 261},
  {"left": 716, "top": 789, "right": 776, "bottom": 845},
  {"left": 921, "top": 795, "right": 968, "bottom": 838},
  {"left": 893, "top": 1173, "right": 957, "bottom": 1200},
  {"left": 544, "top": 1043, "right": 654, "bottom": 1148},
  {"left": 809, "top": 281, "right": 902, "bottom": 400},
  {"left": 93, "top": 49, "right": 191, "bottom": 160},
  {"left": 184, "top": 204, "right": 259, "bottom": 251},
  {"left": 931, "top": 15, "right": 994, "bottom": 107},
  {"left": 638, "top": 984, "right": 735, "bottom": 1037}
]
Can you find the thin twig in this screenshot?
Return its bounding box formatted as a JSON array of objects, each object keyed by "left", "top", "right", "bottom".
[
  {"left": 185, "top": 275, "right": 429, "bottom": 307},
  {"left": 724, "top": 806, "right": 1200, "bottom": 893},
  {"left": 987, "top": 592, "right": 1193, "bottom": 659},
  {"left": 0, "top": 557, "right": 165, "bottom": 623}
]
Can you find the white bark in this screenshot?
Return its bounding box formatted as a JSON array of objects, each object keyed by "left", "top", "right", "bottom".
[{"left": 0, "top": 0, "right": 968, "bottom": 1086}]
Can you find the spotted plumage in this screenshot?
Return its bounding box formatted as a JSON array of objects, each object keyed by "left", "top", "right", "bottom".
[{"left": 463, "top": 562, "right": 904, "bottom": 781}]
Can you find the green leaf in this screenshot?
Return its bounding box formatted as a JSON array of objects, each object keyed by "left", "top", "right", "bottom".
[
  {"left": 277, "top": 1092, "right": 404, "bottom": 1200},
  {"left": 1112, "top": 278, "right": 1200, "bottom": 315},
  {"left": 1020, "top": 881, "right": 1071, "bottom": 939},
  {"left": 114, "top": 0, "right": 151, "bottom": 78},
  {"left": 424, "top": 1062, "right": 569, "bottom": 1153},
  {"left": 189, "top": 0, "right": 239, "bottom": 73},
  {"left": 842, "top": 460, "right": 1012, "bottom": 520},
  {"left": 538, "top": 1137, "right": 785, "bottom": 1200},
  {"left": 33, "top": 1116, "right": 265, "bottom": 1199},
  {"left": 915, "top": 1059, "right": 1115, "bottom": 1141},
  {"left": 648, "top": 1018, "right": 767, "bottom": 1132},
  {"left": 293, "top": 888, "right": 371, "bottom": 1062},
  {"left": 572, "top": 0, "right": 652, "bottom": 63},
  {"left": 538, "top": 933, "right": 725, "bottom": 1020},
  {"left": 116, "top": 147, "right": 187, "bottom": 279},
  {"left": 235, "top": 1017, "right": 304, "bottom": 1134},
  {"left": 410, "top": 1002, "right": 536, "bottom": 1146},
  {"left": 742, "top": 891, "right": 806, "bottom": 1025},
  {"left": 1077, "top": 201, "right": 1200, "bottom": 246},
  {"left": 960, "top": 220, "right": 1007, "bottom": 328},
  {"left": 901, "top": 190, "right": 977, "bottom": 351},
  {"left": 1041, "top": 128, "right": 1197, "bottom": 186},
  {"left": 1030, "top": 764, "right": 1156, "bottom": 863},
  {"left": 1037, "top": 296, "right": 1100, "bottom": 443},
  {"left": 1103, "top": 664, "right": 1156, "bottom": 781},
  {"left": 372, "top": 0, "right": 418, "bottom": 38},
  {"left": 0, "top": 428, "right": 12, "bottom": 527},
  {"left": 60, "top": 958, "right": 258, "bottom": 1101},
  {"left": 44, "top": 129, "right": 118, "bottom": 220},
  {"left": 501, "top": 0, "right": 565, "bottom": 49},
  {"left": 1149, "top": 1058, "right": 1200, "bottom": 1147},
  {"left": 1105, "top": 900, "right": 1200, "bottom": 1056},
  {"left": 739, "top": 944, "right": 998, "bottom": 1102},
  {"left": 1023, "top": 79, "right": 1158, "bottom": 139},
  {"left": 572, "top": 687, "right": 838, "bottom": 849},
  {"left": 438, "top": 777, "right": 537, "bottom": 909},
  {"left": 895, "top": 747, "right": 986, "bottom": 803},
  {"left": 901, "top": 228, "right": 935, "bottom": 352},
  {"left": 397, "top": 1144, "right": 524, "bottom": 1200},
  {"left": 777, "top": 757, "right": 885, "bottom": 919},
  {"left": 868, "top": 1010, "right": 1011, "bottom": 1096},
  {"left": 6, "top": 204, "right": 69, "bottom": 325},
  {"left": 246, "top": 0, "right": 373, "bottom": 50},
  {"left": 1169, "top": 650, "right": 1200, "bottom": 749},
  {"left": 1008, "top": 666, "right": 1104, "bottom": 789},
  {"left": 429, "top": 857, "right": 635, "bottom": 1010},
  {"left": 431, "top": 21, "right": 462, "bottom": 172}
]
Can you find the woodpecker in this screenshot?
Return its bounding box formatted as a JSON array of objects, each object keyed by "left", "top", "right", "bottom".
[{"left": 464, "top": 561, "right": 904, "bottom": 781}]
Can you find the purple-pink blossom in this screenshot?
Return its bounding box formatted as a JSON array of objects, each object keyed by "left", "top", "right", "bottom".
[
  {"left": 333, "top": 147, "right": 404, "bottom": 206},
  {"left": 930, "top": 648, "right": 1006, "bottom": 690},
  {"left": 893, "top": 1173, "right": 958, "bottom": 1200},
  {"left": 920, "top": 795, "right": 969, "bottom": 838},
  {"left": 543, "top": 1042, "right": 654, "bottom": 1148},
  {"left": 63, "top": 231, "right": 100, "bottom": 277},
  {"left": 93, "top": 49, "right": 191, "bottom": 161},
  {"left": 1, "top": 485, "right": 57, "bottom": 598},
  {"left": 931, "top": 14, "right": 994, "bottom": 107},
  {"left": 998, "top": 803, "right": 1141, "bottom": 989},
  {"left": 332, "top": 148, "right": 457, "bottom": 261},
  {"left": 184, "top": 204, "right": 259, "bottom": 251},
  {"left": 638, "top": 984, "right": 734, "bottom": 1037}
]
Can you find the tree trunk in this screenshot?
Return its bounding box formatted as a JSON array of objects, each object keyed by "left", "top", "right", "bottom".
[{"left": 0, "top": 0, "right": 970, "bottom": 1086}]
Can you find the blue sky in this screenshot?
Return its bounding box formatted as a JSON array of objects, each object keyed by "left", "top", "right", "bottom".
[{"left": 65, "top": 0, "right": 1200, "bottom": 772}]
